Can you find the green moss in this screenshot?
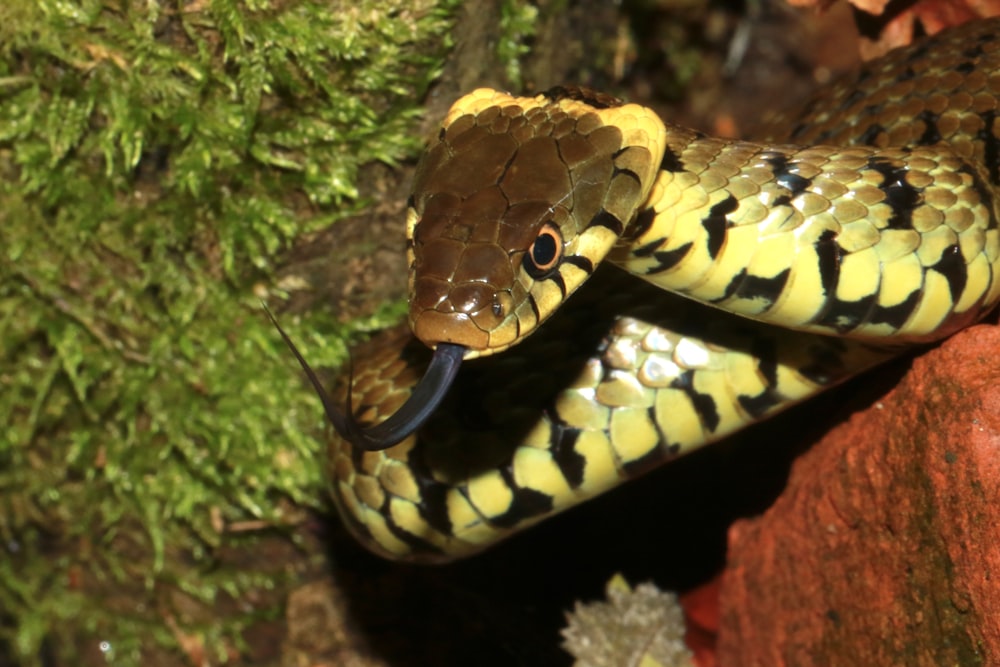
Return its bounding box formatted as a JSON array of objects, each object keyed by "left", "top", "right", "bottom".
[
  {"left": 0, "top": 0, "right": 456, "bottom": 663},
  {"left": 498, "top": 0, "right": 540, "bottom": 89}
]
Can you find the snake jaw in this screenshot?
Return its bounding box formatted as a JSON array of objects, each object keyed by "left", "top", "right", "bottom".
[
  {"left": 265, "top": 304, "right": 465, "bottom": 451},
  {"left": 412, "top": 309, "right": 492, "bottom": 350}
]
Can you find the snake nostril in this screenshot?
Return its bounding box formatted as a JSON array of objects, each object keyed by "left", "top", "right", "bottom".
[{"left": 490, "top": 291, "right": 515, "bottom": 323}]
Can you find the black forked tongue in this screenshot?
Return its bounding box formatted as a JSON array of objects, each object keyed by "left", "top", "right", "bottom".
[{"left": 264, "top": 305, "right": 464, "bottom": 451}]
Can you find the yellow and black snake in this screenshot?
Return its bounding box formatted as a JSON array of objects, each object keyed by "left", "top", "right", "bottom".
[{"left": 270, "top": 19, "right": 1000, "bottom": 562}]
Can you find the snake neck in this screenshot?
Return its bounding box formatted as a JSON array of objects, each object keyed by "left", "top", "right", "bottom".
[{"left": 611, "top": 123, "right": 1000, "bottom": 342}]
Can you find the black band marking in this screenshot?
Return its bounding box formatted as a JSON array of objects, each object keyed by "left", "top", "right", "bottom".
[
  {"left": 714, "top": 267, "right": 792, "bottom": 305},
  {"left": 916, "top": 109, "right": 942, "bottom": 145},
  {"left": 550, "top": 426, "right": 587, "bottom": 489},
  {"left": 629, "top": 207, "right": 657, "bottom": 240},
  {"left": 410, "top": 470, "right": 455, "bottom": 536},
  {"left": 837, "top": 87, "right": 866, "bottom": 113},
  {"left": 859, "top": 123, "right": 887, "bottom": 146},
  {"left": 738, "top": 389, "right": 783, "bottom": 419},
  {"left": 550, "top": 269, "right": 568, "bottom": 299},
  {"left": 648, "top": 242, "right": 694, "bottom": 274},
  {"left": 527, "top": 293, "right": 542, "bottom": 323},
  {"left": 633, "top": 236, "right": 666, "bottom": 258},
  {"left": 563, "top": 253, "right": 595, "bottom": 274},
  {"left": 930, "top": 244, "right": 967, "bottom": 306},
  {"left": 588, "top": 208, "right": 625, "bottom": 235},
  {"left": 866, "top": 156, "right": 923, "bottom": 229},
  {"left": 870, "top": 288, "right": 922, "bottom": 330},
  {"left": 704, "top": 195, "right": 737, "bottom": 259},
  {"left": 958, "top": 163, "right": 998, "bottom": 230},
  {"left": 671, "top": 370, "right": 720, "bottom": 433},
  {"left": 975, "top": 111, "right": 1000, "bottom": 185},
  {"left": 764, "top": 154, "right": 811, "bottom": 196},
  {"left": 490, "top": 471, "right": 555, "bottom": 527},
  {"left": 813, "top": 292, "right": 879, "bottom": 333},
  {"left": 385, "top": 517, "right": 444, "bottom": 558},
  {"left": 660, "top": 147, "right": 685, "bottom": 173},
  {"left": 620, "top": 434, "right": 679, "bottom": 479},
  {"left": 738, "top": 335, "right": 782, "bottom": 418},
  {"left": 815, "top": 228, "right": 843, "bottom": 298}
]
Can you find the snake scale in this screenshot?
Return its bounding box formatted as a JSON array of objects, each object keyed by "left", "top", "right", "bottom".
[{"left": 271, "top": 19, "right": 1000, "bottom": 562}]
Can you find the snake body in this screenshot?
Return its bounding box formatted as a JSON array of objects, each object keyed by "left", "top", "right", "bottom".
[{"left": 294, "top": 20, "right": 1000, "bottom": 562}]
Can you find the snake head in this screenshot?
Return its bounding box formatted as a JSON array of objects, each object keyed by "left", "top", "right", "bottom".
[
  {"left": 269, "top": 88, "right": 666, "bottom": 452},
  {"left": 406, "top": 87, "right": 666, "bottom": 358}
]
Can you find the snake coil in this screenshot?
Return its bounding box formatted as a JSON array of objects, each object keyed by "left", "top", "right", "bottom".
[{"left": 273, "top": 19, "right": 1000, "bottom": 562}]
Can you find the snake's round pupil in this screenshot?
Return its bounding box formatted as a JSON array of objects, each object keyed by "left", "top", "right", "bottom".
[
  {"left": 532, "top": 233, "right": 557, "bottom": 265},
  {"left": 524, "top": 223, "right": 563, "bottom": 279}
]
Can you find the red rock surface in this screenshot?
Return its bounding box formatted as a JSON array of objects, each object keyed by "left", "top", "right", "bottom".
[
  {"left": 717, "top": 321, "right": 1000, "bottom": 665},
  {"left": 681, "top": 575, "right": 722, "bottom": 667}
]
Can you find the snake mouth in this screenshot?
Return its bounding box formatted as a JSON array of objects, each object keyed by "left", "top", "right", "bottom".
[
  {"left": 266, "top": 305, "right": 464, "bottom": 451},
  {"left": 332, "top": 342, "right": 465, "bottom": 450}
]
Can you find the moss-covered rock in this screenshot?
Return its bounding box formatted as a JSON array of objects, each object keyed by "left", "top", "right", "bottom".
[{"left": 0, "top": 1, "right": 456, "bottom": 663}]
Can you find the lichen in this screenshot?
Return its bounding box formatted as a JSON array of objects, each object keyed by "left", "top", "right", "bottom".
[{"left": 562, "top": 574, "right": 695, "bottom": 667}]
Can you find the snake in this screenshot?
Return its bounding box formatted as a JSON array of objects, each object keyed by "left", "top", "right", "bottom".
[{"left": 269, "top": 19, "right": 1000, "bottom": 563}]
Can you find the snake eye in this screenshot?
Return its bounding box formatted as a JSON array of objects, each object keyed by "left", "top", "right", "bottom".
[{"left": 523, "top": 222, "right": 564, "bottom": 279}]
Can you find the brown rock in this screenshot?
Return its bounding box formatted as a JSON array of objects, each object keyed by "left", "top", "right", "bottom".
[{"left": 718, "top": 322, "right": 1000, "bottom": 666}]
